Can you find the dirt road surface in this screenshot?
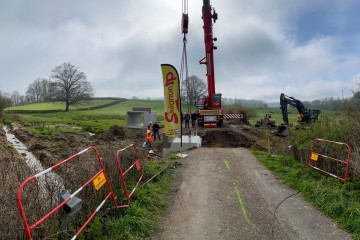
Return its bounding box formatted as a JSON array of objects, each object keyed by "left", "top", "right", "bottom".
[{"left": 153, "top": 147, "right": 352, "bottom": 240}]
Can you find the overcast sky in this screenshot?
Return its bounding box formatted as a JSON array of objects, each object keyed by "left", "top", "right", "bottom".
[{"left": 1, "top": 0, "right": 359, "bottom": 102}]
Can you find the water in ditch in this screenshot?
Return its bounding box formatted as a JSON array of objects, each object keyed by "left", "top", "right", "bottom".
[{"left": 3, "top": 125, "right": 64, "bottom": 205}]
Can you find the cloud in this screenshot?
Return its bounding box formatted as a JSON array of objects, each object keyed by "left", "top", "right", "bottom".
[{"left": 0, "top": 0, "right": 360, "bottom": 103}]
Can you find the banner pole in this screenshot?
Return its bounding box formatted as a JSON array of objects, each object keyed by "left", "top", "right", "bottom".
[{"left": 180, "top": 77, "right": 183, "bottom": 155}]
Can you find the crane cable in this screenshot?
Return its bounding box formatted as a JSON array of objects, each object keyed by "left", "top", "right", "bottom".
[
  {"left": 180, "top": 0, "right": 191, "bottom": 114},
  {"left": 180, "top": 35, "right": 190, "bottom": 114},
  {"left": 182, "top": 0, "right": 188, "bottom": 16}
]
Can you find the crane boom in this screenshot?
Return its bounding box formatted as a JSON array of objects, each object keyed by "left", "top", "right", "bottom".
[
  {"left": 196, "top": 0, "right": 223, "bottom": 127},
  {"left": 200, "top": 0, "right": 216, "bottom": 106},
  {"left": 199, "top": 0, "right": 220, "bottom": 109}
]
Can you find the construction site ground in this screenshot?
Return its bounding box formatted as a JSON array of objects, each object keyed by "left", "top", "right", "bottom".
[{"left": 1, "top": 123, "right": 354, "bottom": 239}]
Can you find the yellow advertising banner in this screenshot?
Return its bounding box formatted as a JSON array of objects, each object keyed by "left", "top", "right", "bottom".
[{"left": 161, "top": 64, "right": 181, "bottom": 137}]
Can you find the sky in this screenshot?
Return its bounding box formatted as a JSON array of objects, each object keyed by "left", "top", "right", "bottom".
[{"left": 1, "top": 0, "right": 360, "bottom": 102}]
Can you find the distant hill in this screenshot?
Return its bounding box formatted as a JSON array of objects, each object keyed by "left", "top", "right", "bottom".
[{"left": 266, "top": 102, "right": 280, "bottom": 108}]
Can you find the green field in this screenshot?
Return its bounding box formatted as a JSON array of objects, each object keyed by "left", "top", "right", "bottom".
[
  {"left": 5, "top": 99, "right": 120, "bottom": 111},
  {"left": 4, "top": 99, "right": 164, "bottom": 134},
  {"left": 249, "top": 107, "right": 296, "bottom": 125},
  {"left": 4, "top": 99, "right": 331, "bottom": 134}
]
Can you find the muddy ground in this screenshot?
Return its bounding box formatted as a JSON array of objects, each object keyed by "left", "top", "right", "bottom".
[
  {"left": 3, "top": 122, "right": 274, "bottom": 166},
  {"left": 0, "top": 121, "right": 287, "bottom": 239}
]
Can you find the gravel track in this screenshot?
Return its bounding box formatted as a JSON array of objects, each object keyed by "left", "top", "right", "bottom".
[{"left": 152, "top": 147, "right": 353, "bottom": 240}]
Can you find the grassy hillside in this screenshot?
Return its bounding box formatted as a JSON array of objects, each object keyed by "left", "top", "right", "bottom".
[
  {"left": 4, "top": 99, "right": 164, "bottom": 134},
  {"left": 4, "top": 98, "right": 334, "bottom": 134},
  {"left": 5, "top": 99, "right": 121, "bottom": 111}
]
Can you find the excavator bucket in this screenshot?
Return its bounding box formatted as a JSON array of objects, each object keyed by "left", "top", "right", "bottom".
[
  {"left": 273, "top": 124, "right": 290, "bottom": 137},
  {"left": 255, "top": 113, "right": 276, "bottom": 129}
]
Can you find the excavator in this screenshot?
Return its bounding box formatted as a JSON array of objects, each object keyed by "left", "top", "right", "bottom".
[
  {"left": 275, "top": 93, "right": 321, "bottom": 136},
  {"left": 255, "top": 113, "right": 276, "bottom": 128},
  {"left": 195, "top": 0, "right": 224, "bottom": 127}
]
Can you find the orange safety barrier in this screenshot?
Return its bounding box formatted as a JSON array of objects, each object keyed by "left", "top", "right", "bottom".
[
  {"left": 115, "top": 144, "right": 144, "bottom": 206},
  {"left": 17, "top": 147, "right": 119, "bottom": 240},
  {"left": 308, "top": 139, "right": 351, "bottom": 183}
]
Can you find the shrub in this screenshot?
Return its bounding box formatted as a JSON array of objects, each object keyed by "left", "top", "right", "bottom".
[
  {"left": 288, "top": 114, "right": 360, "bottom": 180},
  {"left": 222, "top": 103, "right": 256, "bottom": 124}
]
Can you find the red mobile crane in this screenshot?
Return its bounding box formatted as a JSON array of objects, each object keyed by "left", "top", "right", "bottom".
[{"left": 197, "top": 0, "right": 223, "bottom": 127}]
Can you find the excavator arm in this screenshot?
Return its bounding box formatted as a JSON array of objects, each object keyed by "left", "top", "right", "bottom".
[
  {"left": 275, "top": 93, "right": 321, "bottom": 136},
  {"left": 279, "top": 93, "right": 321, "bottom": 126},
  {"left": 280, "top": 93, "right": 307, "bottom": 125}
]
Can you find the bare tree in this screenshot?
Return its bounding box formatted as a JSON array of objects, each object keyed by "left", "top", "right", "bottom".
[
  {"left": 26, "top": 78, "right": 43, "bottom": 103},
  {"left": 181, "top": 75, "right": 207, "bottom": 107},
  {"left": 11, "top": 91, "right": 23, "bottom": 106},
  {"left": 50, "top": 62, "right": 94, "bottom": 111},
  {"left": 350, "top": 90, "right": 360, "bottom": 112},
  {"left": 38, "top": 78, "right": 51, "bottom": 101},
  {"left": 0, "top": 90, "right": 12, "bottom": 116}
]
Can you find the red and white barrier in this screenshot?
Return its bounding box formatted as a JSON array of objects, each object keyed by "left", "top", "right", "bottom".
[
  {"left": 18, "top": 144, "right": 146, "bottom": 239},
  {"left": 224, "top": 113, "right": 243, "bottom": 119},
  {"left": 115, "top": 144, "right": 144, "bottom": 206},
  {"left": 308, "top": 139, "right": 351, "bottom": 183},
  {"left": 17, "top": 147, "right": 117, "bottom": 240}
]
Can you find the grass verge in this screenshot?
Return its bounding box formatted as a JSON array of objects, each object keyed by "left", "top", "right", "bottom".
[
  {"left": 253, "top": 151, "right": 360, "bottom": 240},
  {"left": 82, "top": 156, "right": 178, "bottom": 240}
]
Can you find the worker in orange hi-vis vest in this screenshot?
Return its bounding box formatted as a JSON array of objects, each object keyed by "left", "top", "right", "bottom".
[{"left": 145, "top": 122, "right": 153, "bottom": 148}]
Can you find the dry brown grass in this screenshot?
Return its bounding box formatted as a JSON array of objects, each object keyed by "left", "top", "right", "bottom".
[
  {"left": 1, "top": 122, "right": 146, "bottom": 239},
  {"left": 0, "top": 137, "right": 32, "bottom": 239}
]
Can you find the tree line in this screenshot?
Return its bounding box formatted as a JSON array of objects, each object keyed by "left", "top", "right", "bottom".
[
  {"left": 2, "top": 62, "right": 94, "bottom": 111},
  {"left": 179, "top": 75, "right": 347, "bottom": 110},
  {"left": 1, "top": 67, "right": 359, "bottom": 114}
]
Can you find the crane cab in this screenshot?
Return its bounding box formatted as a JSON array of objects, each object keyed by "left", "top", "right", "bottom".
[{"left": 196, "top": 93, "right": 223, "bottom": 127}]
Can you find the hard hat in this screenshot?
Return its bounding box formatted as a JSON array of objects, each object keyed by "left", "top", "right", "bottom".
[{"left": 149, "top": 121, "right": 153, "bottom": 124}]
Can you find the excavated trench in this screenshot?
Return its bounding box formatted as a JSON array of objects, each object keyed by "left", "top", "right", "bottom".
[{"left": 198, "top": 126, "right": 269, "bottom": 151}]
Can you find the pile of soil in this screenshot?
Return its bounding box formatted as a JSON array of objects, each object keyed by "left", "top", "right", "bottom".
[{"left": 95, "top": 125, "right": 127, "bottom": 142}]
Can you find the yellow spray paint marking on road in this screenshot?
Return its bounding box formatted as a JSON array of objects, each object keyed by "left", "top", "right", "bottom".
[
  {"left": 234, "top": 186, "right": 251, "bottom": 224},
  {"left": 223, "top": 160, "right": 231, "bottom": 171}
]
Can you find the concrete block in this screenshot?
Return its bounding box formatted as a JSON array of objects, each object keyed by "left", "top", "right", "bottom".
[{"left": 163, "top": 135, "right": 202, "bottom": 156}]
